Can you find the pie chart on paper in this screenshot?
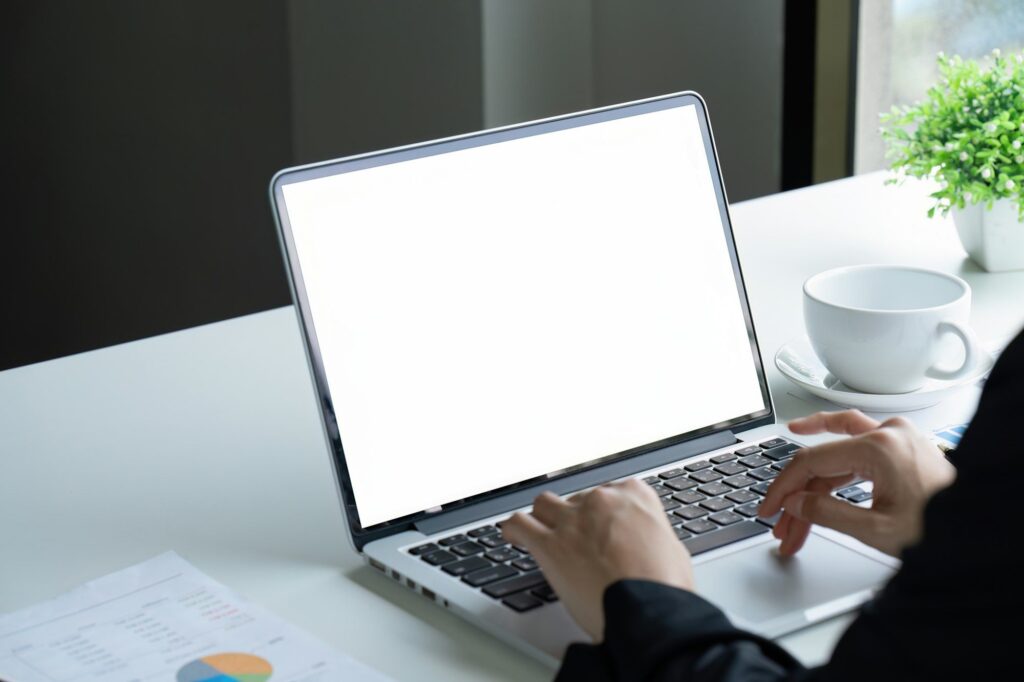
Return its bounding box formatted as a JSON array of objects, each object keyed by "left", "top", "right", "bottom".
[{"left": 176, "top": 652, "right": 273, "bottom": 682}]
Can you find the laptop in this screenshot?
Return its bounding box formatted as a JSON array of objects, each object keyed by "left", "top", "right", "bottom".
[{"left": 269, "top": 91, "right": 897, "bottom": 667}]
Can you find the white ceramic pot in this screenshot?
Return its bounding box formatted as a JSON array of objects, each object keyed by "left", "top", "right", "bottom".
[{"left": 952, "top": 198, "right": 1024, "bottom": 272}]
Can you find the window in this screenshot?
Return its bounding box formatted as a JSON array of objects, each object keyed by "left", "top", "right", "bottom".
[{"left": 855, "top": 0, "right": 1024, "bottom": 172}]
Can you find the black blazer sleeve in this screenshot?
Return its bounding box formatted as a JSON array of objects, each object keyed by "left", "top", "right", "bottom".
[{"left": 556, "top": 329, "right": 1024, "bottom": 682}]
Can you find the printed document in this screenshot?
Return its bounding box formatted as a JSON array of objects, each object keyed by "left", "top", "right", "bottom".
[{"left": 0, "top": 552, "right": 390, "bottom": 682}]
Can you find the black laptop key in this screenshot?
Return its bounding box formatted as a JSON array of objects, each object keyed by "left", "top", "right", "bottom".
[
  {"left": 503, "top": 592, "right": 544, "bottom": 612},
  {"left": 750, "top": 481, "right": 772, "bottom": 495},
  {"left": 837, "top": 486, "right": 864, "bottom": 500},
  {"left": 439, "top": 534, "right": 468, "bottom": 547},
  {"left": 734, "top": 445, "right": 762, "bottom": 456},
  {"left": 463, "top": 563, "right": 518, "bottom": 587},
  {"left": 511, "top": 557, "right": 538, "bottom": 571},
  {"left": 650, "top": 484, "right": 672, "bottom": 497},
  {"left": 848, "top": 490, "right": 873, "bottom": 503},
  {"left": 485, "top": 547, "right": 520, "bottom": 563},
  {"left": 763, "top": 443, "right": 800, "bottom": 461},
  {"left": 699, "top": 497, "right": 732, "bottom": 512},
  {"left": 483, "top": 571, "right": 547, "bottom": 598},
  {"left": 659, "top": 468, "right": 686, "bottom": 480},
  {"left": 714, "top": 462, "right": 747, "bottom": 476},
  {"left": 531, "top": 584, "right": 559, "bottom": 602},
  {"left": 421, "top": 549, "right": 458, "bottom": 566},
  {"left": 674, "top": 525, "right": 693, "bottom": 540},
  {"left": 661, "top": 497, "right": 682, "bottom": 512},
  {"left": 674, "top": 505, "right": 708, "bottom": 520},
  {"left": 683, "top": 520, "right": 770, "bottom": 555},
  {"left": 771, "top": 460, "right": 791, "bottom": 471},
  {"left": 726, "top": 489, "right": 759, "bottom": 504},
  {"left": 696, "top": 482, "right": 731, "bottom": 497},
  {"left": 760, "top": 438, "right": 788, "bottom": 449},
  {"left": 710, "top": 452, "right": 737, "bottom": 464},
  {"left": 690, "top": 469, "right": 723, "bottom": 483},
  {"left": 739, "top": 454, "right": 772, "bottom": 469},
  {"left": 442, "top": 556, "right": 492, "bottom": 576},
  {"left": 724, "top": 474, "right": 757, "bottom": 489},
  {"left": 468, "top": 525, "right": 499, "bottom": 538},
  {"left": 735, "top": 501, "right": 761, "bottom": 517},
  {"left": 757, "top": 511, "right": 783, "bottom": 527},
  {"left": 643, "top": 475, "right": 660, "bottom": 485},
  {"left": 748, "top": 467, "right": 778, "bottom": 481},
  {"left": 451, "top": 541, "right": 486, "bottom": 556},
  {"left": 409, "top": 543, "right": 438, "bottom": 556},
  {"left": 681, "top": 518, "right": 718, "bottom": 534},
  {"left": 672, "top": 490, "right": 705, "bottom": 505},
  {"left": 709, "top": 510, "right": 743, "bottom": 526},
  {"left": 665, "top": 477, "right": 698, "bottom": 492},
  {"left": 478, "top": 534, "right": 508, "bottom": 549}
]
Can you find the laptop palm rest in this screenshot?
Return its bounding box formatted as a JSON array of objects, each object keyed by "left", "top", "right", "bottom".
[{"left": 693, "top": 533, "right": 894, "bottom": 635}]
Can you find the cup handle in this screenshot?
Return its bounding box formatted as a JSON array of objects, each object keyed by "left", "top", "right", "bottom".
[{"left": 925, "top": 320, "right": 982, "bottom": 381}]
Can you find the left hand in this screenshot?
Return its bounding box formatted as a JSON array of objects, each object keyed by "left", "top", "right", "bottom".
[{"left": 502, "top": 479, "right": 694, "bottom": 641}]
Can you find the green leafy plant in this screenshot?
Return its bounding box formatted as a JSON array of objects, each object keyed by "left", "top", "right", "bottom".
[{"left": 881, "top": 49, "right": 1024, "bottom": 219}]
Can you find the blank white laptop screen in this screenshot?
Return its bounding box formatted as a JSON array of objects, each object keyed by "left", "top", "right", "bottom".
[{"left": 281, "top": 104, "right": 766, "bottom": 527}]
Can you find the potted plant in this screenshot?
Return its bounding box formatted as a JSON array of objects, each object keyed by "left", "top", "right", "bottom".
[{"left": 881, "top": 49, "right": 1024, "bottom": 272}]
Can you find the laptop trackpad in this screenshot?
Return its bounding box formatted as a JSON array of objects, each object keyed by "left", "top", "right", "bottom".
[{"left": 693, "top": 533, "right": 894, "bottom": 631}]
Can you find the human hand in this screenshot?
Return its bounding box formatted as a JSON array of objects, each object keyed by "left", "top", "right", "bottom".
[
  {"left": 760, "top": 410, "right": 956, "bottom": 558},
  {"left": 502, "top": 479, "right": 693, "bottom": 641}
]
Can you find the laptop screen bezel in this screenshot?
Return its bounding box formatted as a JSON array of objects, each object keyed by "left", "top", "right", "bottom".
[{"left": 269, "top": 91, "right": 773, "bottom": 549}]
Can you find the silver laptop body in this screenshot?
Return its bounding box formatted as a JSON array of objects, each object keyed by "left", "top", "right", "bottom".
[{"left": 269, "top": 91, "right": 897, "bottom": 668}]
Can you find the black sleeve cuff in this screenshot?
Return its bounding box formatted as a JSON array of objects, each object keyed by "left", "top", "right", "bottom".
[{"left": 558, "top": 579, "right": 803, "bottom": 682}]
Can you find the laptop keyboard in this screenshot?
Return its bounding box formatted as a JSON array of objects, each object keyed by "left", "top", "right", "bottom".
[{"left": 405, "top": 437, "right": 873, "bottom": 613}]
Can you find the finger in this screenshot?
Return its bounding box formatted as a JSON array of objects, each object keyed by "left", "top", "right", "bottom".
[
  {"left": 502, "top": 511, "right": 552, "bottom": 552},
  {"left": 765, "top": 472, "right": 855, "bottom": 519},
  {"left": 779, "top": 514, "right": 811, "bottom": 556},
  {"left": 879, "top": 416, "right": 912, "bottom": 430},
  {"left": 782, "top": 490, "right": 875, "bottom": 539},
  {"left": 531, "top": 491, "right": 573, "bottom": 528},
  {"left": 761, "top": 439, "right": 877, "bottom": 516},
  {"left": 567, "top": 488, "right": 592, "bottom": 504},
  {"left": 775, "top": 477, "right": 845, "bottom": 556},
  {"left": 610, "top": 477, "right": 647, "bottom": 491},
  {"left": 788, "top": 410, "right": 880, "bottom": 436},
  {"left": 615, "top": 478, "right": 661, "bottom": 507},
  {"left": 772, "top": 509, "right": 793, "bottom": 540}
]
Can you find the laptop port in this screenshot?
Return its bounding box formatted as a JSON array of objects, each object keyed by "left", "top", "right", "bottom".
[
  {"left": 406, "top": 578, "right": 416, "bottom": 589},
  {"left": 421, "top": 587, "right": 436, "bottom": 601},
  {"left": 368, "top": 558, "right": 385, "bottom": 572}
]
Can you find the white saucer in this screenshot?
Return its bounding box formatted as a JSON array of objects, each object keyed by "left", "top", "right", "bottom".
[{"left": 774, "top": 337, "right": 994, "bottom": 412}]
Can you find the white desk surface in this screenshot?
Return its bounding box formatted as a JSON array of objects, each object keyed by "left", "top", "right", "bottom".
[{"left": 3, "top": 171, "right": 1024, "bottom": 680}]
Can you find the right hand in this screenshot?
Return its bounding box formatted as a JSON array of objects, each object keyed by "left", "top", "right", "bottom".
[{"left": 759, "top": 410, "right": 956, "bottom": 558}]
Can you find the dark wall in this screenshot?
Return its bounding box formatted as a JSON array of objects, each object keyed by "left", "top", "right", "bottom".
[
  {"left": 591, "top": 0, "right": 785, "bottom": 200},
  {"left": 2, "top": 2, "right": 802, "bottom": 372},
  {"left": 289, "top": 0, "right": 484, "bottom": 164},
  {"left": 1, "top": 1, "right": 484, "bottom": 372},
  {"left": 2, "top": 1, "right": 293, "bottom": 370}
]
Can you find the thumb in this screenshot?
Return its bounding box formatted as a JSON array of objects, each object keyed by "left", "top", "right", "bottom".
[
  {"left": 500, "top": 511, "right": 552, "bottom": 554},
  {"left": 782, "top": 491, "right": 874, "bottom": 539}
]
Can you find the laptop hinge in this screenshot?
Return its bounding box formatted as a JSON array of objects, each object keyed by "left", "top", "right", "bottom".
[{"left": 414, "top": 429, "right": 739, "bottom": 536}]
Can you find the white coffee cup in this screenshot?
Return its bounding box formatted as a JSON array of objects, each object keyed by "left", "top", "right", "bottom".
[{"left": 803, "top": 265, "right": 983, "bottom": 394}]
